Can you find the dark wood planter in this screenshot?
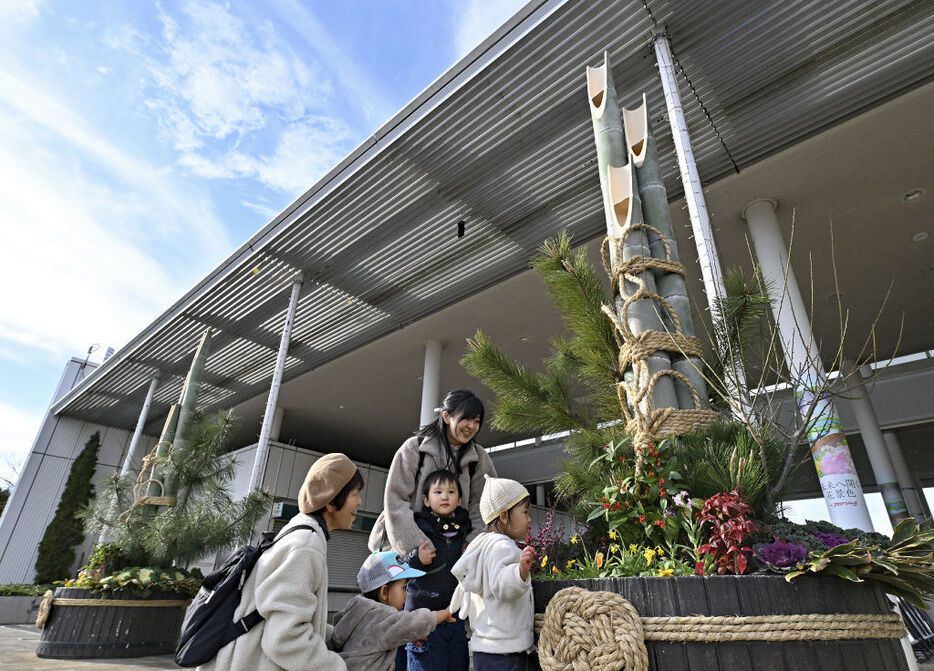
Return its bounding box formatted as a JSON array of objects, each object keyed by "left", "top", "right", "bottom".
[
  {"left": 532, "top": 575, "right": 908, "bottom": 671},
  {"left": 36, "top": 587, "right": 188, "bottom": 659}
]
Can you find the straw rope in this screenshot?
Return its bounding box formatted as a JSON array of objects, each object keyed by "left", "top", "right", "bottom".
[
  {"left": 122, "top": 441, "right": 177, "bottom": 519},
  {"left": 535, "top": 587, "right": 905, "bottom": 671},
  {"left": 35, "top": 590, "right": 189, "bottom": 628},
  {"left": 601, "top": 228, "right": 718, "bottom": 474}
]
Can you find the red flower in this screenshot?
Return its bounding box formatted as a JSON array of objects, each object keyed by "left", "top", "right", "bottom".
[
  {"left": 653, "top": 519, "right": 665, "bottom": 528},
  {"left": 638, "top": 514, "right": 646, "bottom": 523},
  {"left": 648, "top": 472, "right": 655, "bottom": 477},
  {"left": 658, "top": 479, "right": 665, "bottom": 485},
  {"left": 620, "top": 457, "right": 626, "bottom": 463}
]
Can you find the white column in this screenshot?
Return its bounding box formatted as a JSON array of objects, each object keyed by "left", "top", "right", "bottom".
[
  {"left": 743, "top": 199, "right": 873, "bottom": 530},
  {"left": 270, "top": 407, "right": 284, "bottom": 443},
  {"left": 120, "top": 374, "right": 160, "bottom": 475},
  {"left": 841, "top": 359, "right": 909, "bottom": 525},
  {"left": 536, "top": 484, "right": 546, "bottom": 507},
  {"left": 653, "top": 33, "right": 747, "bottom": 413},
  {"left": 249, "top": 275, "right": 303, "bottom": 492},
  {"left": 884, "top": 431, "right": 931, "bottom": 521},
  {"left": 419, "top": 340, "right": 443, "bottom": 428}
]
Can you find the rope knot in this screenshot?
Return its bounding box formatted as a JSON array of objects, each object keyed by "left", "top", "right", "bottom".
[{"left": 538, "top": 586, "right": 648, "bottom": 671}]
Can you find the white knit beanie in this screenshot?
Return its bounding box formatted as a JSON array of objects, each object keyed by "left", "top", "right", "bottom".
[{"left": 480, "top": 474, "right": 530, "bottom": 523}]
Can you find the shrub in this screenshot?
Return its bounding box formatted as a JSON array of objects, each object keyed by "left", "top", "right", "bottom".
[
  {"left": 34, "top": 432, "right": 100, "bottom": 583},
  {"left": 697, "top": 490, "right": 757, "bottom": 575}
]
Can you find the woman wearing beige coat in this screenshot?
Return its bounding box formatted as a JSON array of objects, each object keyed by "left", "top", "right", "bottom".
[
  {"left": 198, "top": 453, "right": 363, "bottom": 671},
  {"left": 369, "top": 389, "right": 496, "bottom": 556}
]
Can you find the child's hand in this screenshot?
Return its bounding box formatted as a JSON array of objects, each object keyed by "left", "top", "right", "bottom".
[
  {"left": 418, "top": 541, "right": 436, "bottom": 566},
  {"left": 435, "top": 608, "right": 456, "bottom": 624},
  {"left": 518, "top": 545, "right": 537, "bottom": 581}
]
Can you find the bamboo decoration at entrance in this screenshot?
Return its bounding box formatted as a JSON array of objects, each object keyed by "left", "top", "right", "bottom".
[
  {"left": 586, "top": 52, "right": 716, "bottom": 467},
  {"left": 136, "top": 330, "right": 212, "bottom": 508}
]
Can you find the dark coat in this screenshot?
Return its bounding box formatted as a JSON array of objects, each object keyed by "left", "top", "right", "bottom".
[{"left": 400, "top": 506, "right": 472, "bottom": 611}]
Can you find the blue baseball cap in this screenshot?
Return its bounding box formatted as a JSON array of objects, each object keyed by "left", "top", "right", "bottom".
[{"left": 357, "top": 551, "right": 426, "bottom": 593}]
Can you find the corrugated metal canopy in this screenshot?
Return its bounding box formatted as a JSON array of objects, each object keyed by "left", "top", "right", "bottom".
[{"left": 52, "top": 0, "right": 934, "bottom": 432}]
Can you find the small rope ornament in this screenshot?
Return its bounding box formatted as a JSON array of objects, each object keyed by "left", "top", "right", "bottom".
[
  {"left": 121, "top": 441, "right": 177, "bottom": 520},
  {"left": 535, "top": 587, "right": 906, "bottom": 669}
]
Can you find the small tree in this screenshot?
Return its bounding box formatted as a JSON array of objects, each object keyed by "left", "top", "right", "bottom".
[
  {"left": 34, "top": 432, "right": 100, "bottom": 583},
  {"left": 81, "top": 412, "right": 270, "bottom": 570}
]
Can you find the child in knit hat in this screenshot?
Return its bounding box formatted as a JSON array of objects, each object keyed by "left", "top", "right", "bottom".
[
  {"left": 448, "top": 475, "right": 536, "bottom": 671},
  {"left": 328, "top": 551, "right": 455, "bottom": 671}
]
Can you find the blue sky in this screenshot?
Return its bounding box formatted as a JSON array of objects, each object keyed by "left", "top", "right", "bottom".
[{"left": 0, "top": 0, "right": 527, "bottom": 485}]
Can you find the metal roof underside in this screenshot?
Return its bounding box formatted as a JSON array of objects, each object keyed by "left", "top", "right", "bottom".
[{"left": 52, "top": 0, "right": 934, "bottom": 433}]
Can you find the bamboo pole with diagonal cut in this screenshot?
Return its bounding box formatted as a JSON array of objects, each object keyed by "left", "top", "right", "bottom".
[
  {"left": 622, "top": 94, "right": 709, "bottom": 411},
  {"left": 587, "top": 53, "right": 679, "bottom": 423},
  {"left": 587, "top": 52, "right": 717, "bottom": 468}
]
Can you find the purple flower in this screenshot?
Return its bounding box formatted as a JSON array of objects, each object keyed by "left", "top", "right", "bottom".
[
  {"left": 811, "top": 530, "right": 850, "bottom": 548},
  {"left": 754, "top": 540, "right": 807, "bottom": 568},
  {"left": 673, "top": 491, "right": 692, "bottom": 507}
]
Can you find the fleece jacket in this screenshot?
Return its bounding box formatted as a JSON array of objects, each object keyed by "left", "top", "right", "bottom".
[
  {"left": 448, "top": 532, "right": 534, "bottom": 655},
  {"left": 328, "top": 594, "right": 437, "bottom": 671}
]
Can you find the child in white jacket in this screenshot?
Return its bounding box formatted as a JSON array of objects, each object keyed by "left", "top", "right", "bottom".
[{"left": 449, "top": 475, "right": 536, "bottom": 671}]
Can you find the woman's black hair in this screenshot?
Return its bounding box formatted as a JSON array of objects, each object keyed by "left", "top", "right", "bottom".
[
  {"left": 422, "top": 469, "right": 463, "bottom": 498},
  {"left": 310, "top": 469, "right": 365, "bottom": 516},
  {"left": 415, "top": 389, "right": 485, "bottom": 475}
]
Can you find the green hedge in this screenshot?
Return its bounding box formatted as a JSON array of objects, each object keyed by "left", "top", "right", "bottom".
[{"left": 0, "top": 584, "right": 53, "bottom": 597}]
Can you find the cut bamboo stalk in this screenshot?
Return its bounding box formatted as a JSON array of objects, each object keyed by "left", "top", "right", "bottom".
[
  {"left": 588, "top": 52, "right": 679, "bottom": 416},
  {"left": 145, "top": 404, "right": 179, "bottom": 499},
  {"left": 624, "top": 94, "right": 709, "bottom": 411}
]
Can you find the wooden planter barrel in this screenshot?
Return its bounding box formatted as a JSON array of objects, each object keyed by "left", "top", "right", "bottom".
[
  {"left": 532, "top": 575, "right": 908, "bottom": 671},
  {"left": 36, "top": 587, "right": 188, "bottom": 659}
]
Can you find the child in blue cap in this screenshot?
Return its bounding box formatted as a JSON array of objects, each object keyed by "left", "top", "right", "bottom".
[{"left": 329, "top": 551, "right": 454, "bottom": 671}]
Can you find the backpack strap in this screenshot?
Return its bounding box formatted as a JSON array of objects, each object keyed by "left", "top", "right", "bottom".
[{"left": 235, "top": 524, "right": 317, "bottom": 632}]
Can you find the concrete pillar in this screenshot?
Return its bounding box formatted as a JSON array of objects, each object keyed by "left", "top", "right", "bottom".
[
  {"left": 653, "top": 33, "right": 747, "bottom": 416},
  {"left": 419, "top": 340, "right": 443, "bottom": 428},
  {"left": 249, "top": 275, "right": 304, "bottom": 492},
  {"left": 742, "top": 199, "right": 873, "bottom": 530},
  {"left": 270, "top": 407, "right": 284, "bottom": 443},
  {"left": 884, "top": 431, "right": 931, "bottom": 521},
  {"left": 536, "top": 484, "right": 546, "bottom": 507},
  {"left": 841, "top": 359, "right": 909, "bottom": 524},
  {"left": 120, "top": 374, "right": 160, "bottom": 475}
]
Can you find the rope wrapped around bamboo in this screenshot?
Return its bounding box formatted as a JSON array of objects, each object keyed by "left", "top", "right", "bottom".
[
  {"left": 534, "top": 587, "right": 906, "bottom": 671},
  {"left": 600, "top": 233, "right": 718, "bottom": 470}
]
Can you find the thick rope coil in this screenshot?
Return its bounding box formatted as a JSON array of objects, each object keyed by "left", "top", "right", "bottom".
[
  {"left": 538, "top": 586, "right": 647, "bottom": 671},
  {"left": 535, "top": 587, "right": 906, "bottom": 669}
]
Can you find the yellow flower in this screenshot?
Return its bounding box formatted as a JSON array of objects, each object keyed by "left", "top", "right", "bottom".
[
  {"left": 595, "top": 552, "right": 605, "bottom": 569},
  {"left": 608, "top": 530, "right": 618, "bottom": 540},
  {"left": 566, "top": 559, "right": 577, "bottom": 569},
  {"left": 570, "top": 535, "right": 578, "bottom": 545},
  {"left": 552, "top": 566, "right": 560, "bottom": 574},
  {"left": 643, "top": 548, "right": 656, "bottom": 565},
  {"left": 657, "top": 568, "right": 675, "bottom": 577},
  {"left": 657, "top": 547, "right": 664, "bottom": 557},
  {"left": 609, "top": 543, "right": 620, "bottom": 554},
  {"left": 540, "top": 555, "right": 548, "bottom": 568},
  {"left": 629, "top": 544, "right": 638, "bottom": 553}
]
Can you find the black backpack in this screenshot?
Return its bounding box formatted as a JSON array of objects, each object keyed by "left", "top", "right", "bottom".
[{"left": 174, "top": 524, "right": 316, "bottom": 667}]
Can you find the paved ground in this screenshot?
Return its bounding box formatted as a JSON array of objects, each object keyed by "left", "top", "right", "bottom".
[
  {"left": 0, "top": 625, "right": 176, "bottom": 670},
  {"left": 5, "top": 624, "right": 934, "bottom": 670}
]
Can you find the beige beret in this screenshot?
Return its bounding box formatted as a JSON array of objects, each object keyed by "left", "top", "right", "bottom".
[{"left": 298, "top": 453, "right": 358, "bottom": 514}]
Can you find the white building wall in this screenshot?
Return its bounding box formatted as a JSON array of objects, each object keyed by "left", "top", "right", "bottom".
[{"left": 0, "top": 358, "right": 158, "bottom": 584}]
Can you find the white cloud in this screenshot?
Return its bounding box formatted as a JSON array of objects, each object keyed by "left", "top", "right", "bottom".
[
  {"left": 178, "top": 115, "right": 355, "bottom": 193},
  {"left": 453, "top": 0, "right": 527, "bottom": 59},
  {"left": 0, "top": 0, "right": 42, "bottom": 21},
  {"left": 268, "top": 0, "right": 395, "bottom": 128},
  {"left": 0, "top": 401, "right": 43, "bottom": 489},
  {"left": 146, "top": 3, "right": 329, "bottom": 145}
]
